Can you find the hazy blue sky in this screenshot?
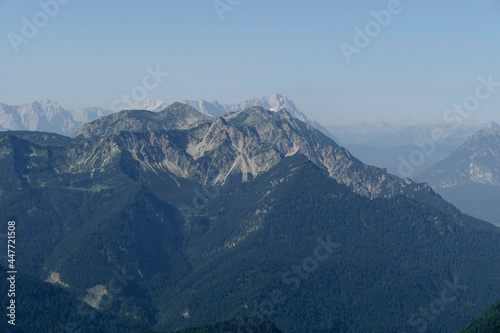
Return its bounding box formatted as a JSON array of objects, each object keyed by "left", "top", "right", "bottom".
[{"left": 1, "top": 0, "right": 500, "bottom": 124}]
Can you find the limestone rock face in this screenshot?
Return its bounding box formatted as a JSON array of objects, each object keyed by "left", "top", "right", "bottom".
[{"left": 73, "top": 103, "right": 435, "bottom": 203}]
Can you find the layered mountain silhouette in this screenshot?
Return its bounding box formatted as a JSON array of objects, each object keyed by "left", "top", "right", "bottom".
[
  {"left": 332, "top": 121, "right": 483, "bottom": 176},
  {"left": 418, "top": 124, "right": 500, "bottom": 226},
  {"left": 0, "top": 100, "right": 112, "bottom": 136},
  {"left": 0, "top": 94, "right": 337, "bottom": 142},
  {"left": 131, "top": 93, "right": 338, "bottom": 141},
  {"left": 1, "top": 103, "right": 499, "bottom": 332}
]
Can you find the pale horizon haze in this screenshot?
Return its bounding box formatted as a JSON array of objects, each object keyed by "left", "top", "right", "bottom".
[{"left": 1, "top": 0, "right": 500, "bottom": 125}]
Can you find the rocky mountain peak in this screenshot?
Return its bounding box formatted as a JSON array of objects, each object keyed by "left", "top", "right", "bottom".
[
  {"left": 180, "top": 94, "right": 339, "bottom": 141},
  {"left": 485, "top": 121, "right": 500, "bottom": 130},
  {"left": 418, "top": 127, "right": 500, "bottom": 188},
  {"left": 69, "top": 102, "right": 454, "bottom": 210},
  {"left": 32, "top": 99, "right": 62, "bottom": 109},
  {"left": 475, "top": 124, "right": 500, "bottom": 137},
  {"left": 128, "top": 99, "right": 169, "bottom": 112},
  {"left": 74, "top": 102, "right": 212, "bottom": 139}
]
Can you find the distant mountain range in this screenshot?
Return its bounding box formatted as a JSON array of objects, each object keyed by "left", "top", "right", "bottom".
[
  {"left": 330, "top": 121, "right": 482, "bottom": 148},
  {"left": 417, "top": 123, "right": 500, "bottom": 226},
  {"left": 2, "top": 102, "right": 500, "bottom": 332},
  {"left": 0, "top": 94, "right": 338, "bottom": 141},
  {"left": 331, "top": 121, "right": 495, "bottom": 176},
  {"left": 0, "top": 100, "right": 112, "bottom": 136},
  {"left": 130, "top": 93, "right": 310, "bottom": 119},
  {"left": 130, "top": 93, "right": 338, "bottom": 141}
]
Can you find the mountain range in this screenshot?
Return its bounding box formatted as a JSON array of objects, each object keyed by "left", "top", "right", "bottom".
[
  {"left": 0, "top": 100, "right": 112, "bottom": 136},
  {"left": 417, "top": 123, "right": 500, "bottom": 226},
  {"left": 132, "top": 93, "right": 338, "bottom": 141},
  {"left": 0, "top": 94, "right": 338, "bottom": 142},
  {"left": 1, "top": 102, "right": 500, "bottom": 332},
  {"left": 74, "top": 103, "right": 457, "bottom": 202},
  {"left": 330, "top": 121, "right": 491, "bottom": 177},
  {"left": 329, "top": 121, "right": 484, "bottom": 149}
]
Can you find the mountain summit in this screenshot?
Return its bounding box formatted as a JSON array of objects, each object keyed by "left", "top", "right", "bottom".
[
  {"left": 184, "top": 93, "right": 303, "bottom": 118},
  {"left": 128, "top": 94, "right": 338, "bottom": 141},
  {"left": 418, "top": 126, "right": 500, "bottom": 226},
  {"left": 419, "top": 127, "right": 500, "bottom": 188},
  {"left": 184, "top": 93, "right": 338, "bottom": 141},
  {"left": 74, "top": 102, "right": 449, "bottom": 204},
  {"left": 74, "top": 102, "right": 212, "bottom": 139}
]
